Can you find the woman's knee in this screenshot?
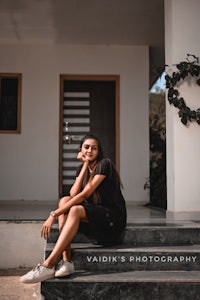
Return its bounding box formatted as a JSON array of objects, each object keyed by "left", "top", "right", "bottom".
[
  {"left": 58, "top": 196, "right": 71, "bottom": 208},
  {"left": 68, "top": 205, "right": 87, "bottom": 220}
]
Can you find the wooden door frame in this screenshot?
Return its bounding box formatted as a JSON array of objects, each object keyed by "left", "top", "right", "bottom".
[{"left": 59, "top": 74, "right": 120, "bottom": 197}]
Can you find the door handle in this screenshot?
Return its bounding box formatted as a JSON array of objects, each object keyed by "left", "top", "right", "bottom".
[
  {"left": 65, "top": 135, "right": 72, "bottom": 144},
  {"left": 63, "top": 122, "right": 81, "bottom": 144},
  {"left": 64, "top": 135, "right": 80, "bottom": 144}
]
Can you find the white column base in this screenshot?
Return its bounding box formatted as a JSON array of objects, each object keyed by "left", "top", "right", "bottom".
[{"left": 167, "top": 210, "right": 200, "bottom": 221}]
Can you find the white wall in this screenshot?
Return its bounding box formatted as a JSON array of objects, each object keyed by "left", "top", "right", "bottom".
[
  {"left": 165, "top": 0, "right": 200, "bottom": 216},
  {"left": 0, "top": 222, "right": 45, "bottom": 268},
  {"left": 0, "top": 44, "right": 149, "bottom": 204}
]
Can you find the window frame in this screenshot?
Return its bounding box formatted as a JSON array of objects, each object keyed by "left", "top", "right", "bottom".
[{"left": 0, "top": 73, "right": 22, "bottom": 134}]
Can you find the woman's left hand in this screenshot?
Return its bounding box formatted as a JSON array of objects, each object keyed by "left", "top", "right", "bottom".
[{"left": 41, "top": 216, "right": 55, "bottom": 239}]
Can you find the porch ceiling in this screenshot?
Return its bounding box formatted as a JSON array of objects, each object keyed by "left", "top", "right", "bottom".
[{"left": 0, "top": 0, "right": 165, "bottom": 86}]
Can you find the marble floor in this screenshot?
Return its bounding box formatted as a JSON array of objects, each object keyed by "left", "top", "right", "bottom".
[
  {"left": 0, "top": 200, "right": 166, "bottom": 223},
  {"left": 0, "top": 200, "right": 200, "bottom": 227},
  {"left": 126, "top": 203, "right": 200, "bottom": 227},
  {"left": 126, "top": 202, "right": 166, "bottom": 224}
]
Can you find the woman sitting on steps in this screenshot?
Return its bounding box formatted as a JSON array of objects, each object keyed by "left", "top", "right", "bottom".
[{"left": 20, "top": 134, "right": 127, "bottom": 283}]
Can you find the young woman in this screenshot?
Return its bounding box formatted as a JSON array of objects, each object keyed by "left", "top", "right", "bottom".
[{"left": 20, "top": 134, "right": 127, "bottom": 283}]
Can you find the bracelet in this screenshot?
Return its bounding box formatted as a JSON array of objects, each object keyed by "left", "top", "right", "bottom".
[{"left": 50, "top": 211, "right": 56, "bottom": 218}]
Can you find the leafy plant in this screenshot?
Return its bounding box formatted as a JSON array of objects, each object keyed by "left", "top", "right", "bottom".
[{"left": 166, "top": 54, "right": 200, "bottom": 125}]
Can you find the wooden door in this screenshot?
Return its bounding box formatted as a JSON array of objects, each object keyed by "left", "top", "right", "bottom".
[{"left": 59, "top": 75, "right": 119, "bottom": 196}]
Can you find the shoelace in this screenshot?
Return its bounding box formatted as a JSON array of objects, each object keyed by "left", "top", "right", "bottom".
[{"left": 32, "top": 263, "right": 42, "bottom": 271}]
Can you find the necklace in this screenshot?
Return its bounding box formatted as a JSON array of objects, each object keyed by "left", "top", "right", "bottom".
[
  {"left": 88, "top": 161, "right": 96, "bottom": 173},
  {"left": 88, "top": 167, "right": 94, "bottom": 173}
]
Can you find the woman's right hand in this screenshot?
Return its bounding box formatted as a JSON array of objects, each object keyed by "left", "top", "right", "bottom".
[
  {"left": 41, "top": 216, "right": 55, "bottom": 239},
  {"left": 77, "top": 152, "right": 88, "bottom": 163}
]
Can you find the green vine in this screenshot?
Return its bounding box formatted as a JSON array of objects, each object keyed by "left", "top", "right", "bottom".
[{"left": 165, "top": 54, "right": 200, "bottom": 126}]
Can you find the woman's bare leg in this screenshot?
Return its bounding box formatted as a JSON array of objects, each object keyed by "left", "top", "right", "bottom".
[
  {"left": 43, "top": 205, "right": 88, "bottom": 269},
  {"left": 58, "top": 196, "right": 72, "bottom": 262}
]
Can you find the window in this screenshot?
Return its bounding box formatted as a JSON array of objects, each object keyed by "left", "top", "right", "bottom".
[{"left": 0, "top": 73, "right": 22, "bottom": 133}]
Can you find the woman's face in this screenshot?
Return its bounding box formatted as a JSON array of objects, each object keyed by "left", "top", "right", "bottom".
[{"left": 81, "top": 138, "right": 99, "bottom": 162}]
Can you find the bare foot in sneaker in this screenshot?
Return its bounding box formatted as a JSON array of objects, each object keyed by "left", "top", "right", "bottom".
[
  {"left": 20, "top": 264, "right": 55, "bottom": 284},
  {"left": 55, "top": 260, "right": 75, "bottom": 277}
]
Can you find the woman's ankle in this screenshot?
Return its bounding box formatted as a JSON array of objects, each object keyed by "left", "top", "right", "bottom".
[{"left": 42, "top": 261, "right": 55, "bottom": 269}]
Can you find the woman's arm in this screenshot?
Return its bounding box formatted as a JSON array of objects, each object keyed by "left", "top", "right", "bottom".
[
  {"left": 41, "top": 171, "right": 105, "bottom": 239},
  {"left": 70, "top": 162, "right": 88, "bottom": 197},
  {"left": 69, "top": 152, "right": 89, "bottom": 197},
  {"left": 55, "top": 174, "right": 105, "bottom": 216},
  {"left": 41, "top": 174, "right": 105, "bottom": 239}
]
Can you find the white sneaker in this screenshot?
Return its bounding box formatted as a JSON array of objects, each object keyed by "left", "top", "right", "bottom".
[
  {"left": 20, "top": 263, "right": 55, "bottom": 283},
  {"left": 55, "top": 260, "right": 75, "bottom": 277}
]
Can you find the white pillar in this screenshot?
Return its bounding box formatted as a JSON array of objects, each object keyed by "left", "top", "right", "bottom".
[{"left": 165, "top": 0, "right": 200, "bottom": 220}]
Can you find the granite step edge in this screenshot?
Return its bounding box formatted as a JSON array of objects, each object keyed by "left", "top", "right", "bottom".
[
  {"left": 50, "top": 222, "right": 200, "bottom": 230},
  {"left": 43, "top": 270, "right": 200, "bottom": 283},
  {"left": 45, "top": 243, "right": 200, "bottom": 272},
  {"left": 48, "top": 225, "right": 200, "bottom": 246},
  {"left": 45, "top": 243, "right": 200, "bottom": 253}
]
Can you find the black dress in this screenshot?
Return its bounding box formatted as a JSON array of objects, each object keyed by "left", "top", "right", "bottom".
[{"left": 77, "top": 158, "right": 127, "bottom": 245}]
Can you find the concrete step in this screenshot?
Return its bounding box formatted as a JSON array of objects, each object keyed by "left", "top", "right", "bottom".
[
  {"left": 48, "top": 222, "right": 200, "bottom": 246},
  {"left": 41, "top": 270, "right": 200, "bottom": 300},
  {"left": 43, "top": 223, "right": 200, "bottom": 299},
  {"left": 45, "top": 243, "right": 200, "bottom": 271}
]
